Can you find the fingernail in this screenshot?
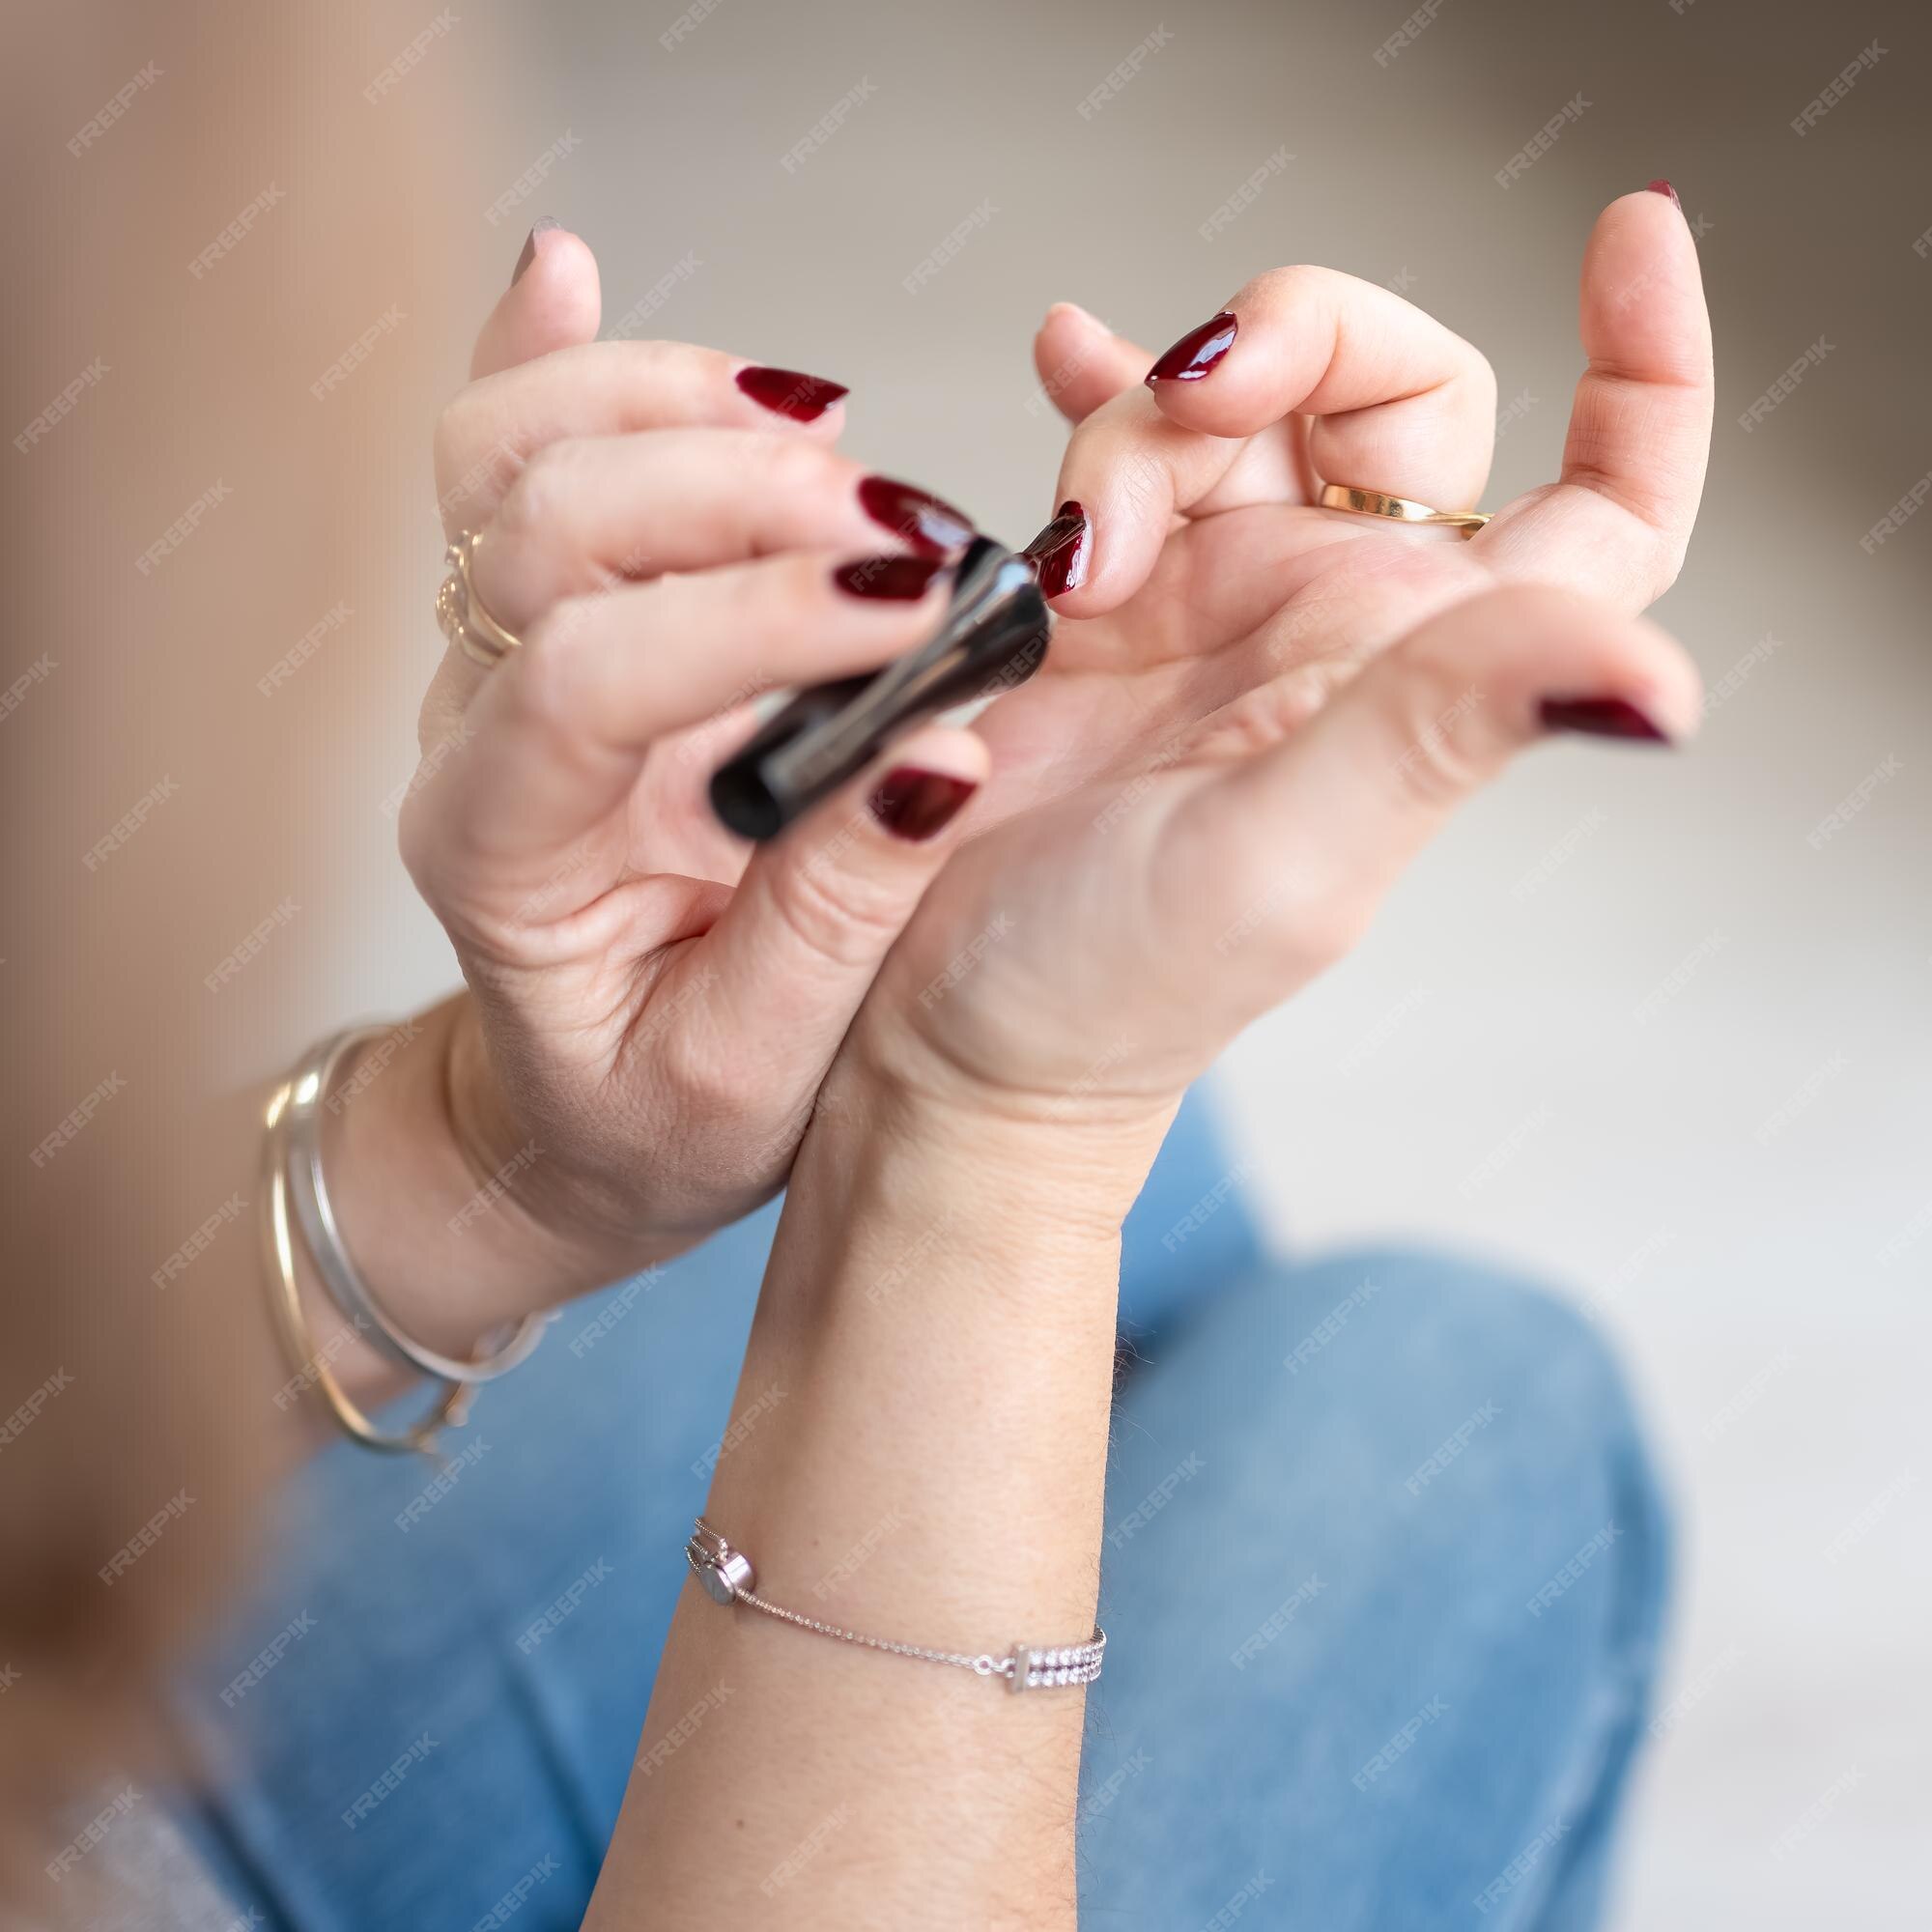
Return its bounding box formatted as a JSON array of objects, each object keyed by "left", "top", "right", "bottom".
[
  {"left": 1539, "top": 696, "right": 1671, "bottom": 743},
  {"left": 869, "top": 767, "right": 978, "bottom": 841},
  {"left": 511, "top": 216, "right": 563, "bottom": 287},
  {"left": 1024, "top": 500, "right": 1090, "bottom": 598},
  {"left": 1646, "top": 180, "right": 1681, "bottom": 211},
  {"left": 736, "top": 365, "right": 850, "bottom": 422},
  {"left": 831, "top": 555, "right": 946, "bottom": 600},
  {"left": 1146, "top": 311, "right": 1237, "bottom": 385},
  {"left": 857, "top": 475, "right": 976, "bottom": 557}
]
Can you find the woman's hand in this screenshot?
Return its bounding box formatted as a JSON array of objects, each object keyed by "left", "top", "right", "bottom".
[
  {"left": 841, "top": 188, "right": 1713, "bottom": 1156},
  {"left": 401, "top": 225, "right": 999, "bottom": 1276}
]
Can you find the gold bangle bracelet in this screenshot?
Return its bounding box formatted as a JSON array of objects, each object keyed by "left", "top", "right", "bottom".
[{"left": 258, "top": 1078, "right": 470, "bottom": 1457}]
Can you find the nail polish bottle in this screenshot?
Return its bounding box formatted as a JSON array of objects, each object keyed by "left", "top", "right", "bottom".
[{"left": 710, "top": 538, "right": 1050, "bottom": 841}]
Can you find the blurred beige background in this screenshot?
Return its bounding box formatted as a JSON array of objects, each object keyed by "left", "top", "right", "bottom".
[{"left": 12, "top": 0, "right": 1928, "bottom": 1922}]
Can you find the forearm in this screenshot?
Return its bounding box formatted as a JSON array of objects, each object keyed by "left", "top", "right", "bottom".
[{"left": 585, "top": 1071, "right": 1169, "bottom": 1930}]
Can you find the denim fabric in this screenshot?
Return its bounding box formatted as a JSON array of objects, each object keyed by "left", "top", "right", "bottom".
[
  {"left": 173, "top": 1090, "right": 1666, "bottom": 1930},
  {"left": 1075, "top": 1247, "right": 1669, "bottom": 1931}
]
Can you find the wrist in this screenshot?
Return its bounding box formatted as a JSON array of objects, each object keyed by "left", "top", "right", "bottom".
[
  {"left": 440, "top": 992, "right": 678, "bottom": 1285},
  {"left": 311, "top": 997, "right": 625, "bottom": 1396},
  {"left": 825, "top": 1017, "right": 1183, "bottom": 1248},
  {"left": 717, "top": 1065, "right": 1136, "bottom": 1660}
]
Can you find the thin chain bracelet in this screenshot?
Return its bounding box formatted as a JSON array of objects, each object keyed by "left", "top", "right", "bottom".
[{"left": 685, "top": 1520, "right": 1106, "bottom": 1694}]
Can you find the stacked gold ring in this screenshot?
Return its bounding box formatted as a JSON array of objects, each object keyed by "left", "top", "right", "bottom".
[
  {"left": 435, "top": 528, "right": 526, "bottom": 668},
  {"left": 1317, "top": 483, "right": 1491, "bottom": 535}
]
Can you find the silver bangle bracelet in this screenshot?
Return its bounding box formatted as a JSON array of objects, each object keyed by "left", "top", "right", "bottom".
[
  {"left": 685, "top": 1519, "right": 1106, "bottom": 1693},
  {"left": 284, "top": 1025, "right": 551, "bottom": 1386}
]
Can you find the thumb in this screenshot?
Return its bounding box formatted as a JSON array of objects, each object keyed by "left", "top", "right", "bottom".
[
  {"left": 1174, "top": 584, "right": 1703, "bottom": 997},
  {"left": 470, "top": 217, "right": 602, "bottom": 380},
  {"left": 1033, "top": 302, "right": 1155, "bottom": 424},
  {"left": 678, "top": 721, "right": 990, "bottom": 1124}
]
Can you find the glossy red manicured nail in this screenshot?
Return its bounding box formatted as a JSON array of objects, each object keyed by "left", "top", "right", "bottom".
[
  {"left": 1646, "top": 179, "right": 1681, "bottom": 210},
  {"left": 831, "top": 555, "right": 946, "bottom": 600},
  {"left": 1146, "top": 311, "right": 1237, "bottom": 384},
  {"left": 511, "top": 216, "right": 562, "bottom": 287},
  {"left": 1539, "top": 696, "right": 1670, "bottom": 743},
  {"left": 869, "top": 767, "right": 978, "bottom": 840},
  {"left": 857, "top": 475, "right": 975, "bottom": 556},
  {"left": 736, "top": 365, "right": 850, "bottom": 421},
  {"left": 1024, "top": 500, "right": 1090, "bottom": 598}
]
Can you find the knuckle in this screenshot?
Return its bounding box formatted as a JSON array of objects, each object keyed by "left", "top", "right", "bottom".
[
  {"left": 1285, "top": 890, "right": 1376, "bottom": 980},
  {"left": 1457, "top": 337, "right": 1499, "bottom": 412},
  {"left": 1384, "top": 651, "right": 1494, "bottom": 809},
  {"left": 1182, "top": 673, "right": 1322, "bottom": 763},
  {"left": 764, "top": 547, "right": 834, "bottom": 610},
  {"left": 766, "top": 837, "right": 907, "bottom": 972},
  {"left": 656, "top": 1021, "right": 744, "bottom": 1124},
  {"left": 759, "top": 433, "right": 852, "bottom": 505},
  {"left": 394, "top": 780, "right": 469, "bottom": 917},
  {"left": 626, "top": 337, "right": 698, "bottom": 381},
  {"left": 1242, "top": 262, "right": 1328, "bottom": 308},
  {"left": 1644, "top": 527, "right": 1689, "bottom": 603},
  {"left": 1100, "top": 429, "right": 1175, "bottom": 522},
  {"left": 1216, "top": 849, "right": 1367, "bottom": 984},
  {"left": 495, "top": 438, "right": 583, "bottom": 541}
]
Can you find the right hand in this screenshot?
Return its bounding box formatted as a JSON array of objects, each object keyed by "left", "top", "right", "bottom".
[{"left": 401, "top": 223, "right": 998, "bottom": 1269}]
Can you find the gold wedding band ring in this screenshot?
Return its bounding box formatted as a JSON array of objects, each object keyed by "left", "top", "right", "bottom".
[
  {"left": 435, "top": 528, "right": 526, "bottom": 668},
  {"left": 1317, "top": 483, "right": 1491, "bottom": 535}
]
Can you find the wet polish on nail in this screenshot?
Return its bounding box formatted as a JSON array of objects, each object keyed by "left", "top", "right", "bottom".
[
  {"left": 1539, "top": 696, "right": 1670, "bottom": 743},
  {"left": 735, "top": 366, "right": 851, "bottom": 421},
  {"left": 511, "top": 216, "right": 563, "bottom": 287},
  {"left": 869, "top": 767, "right": 978, "bottom": 840},
  {"left": 1646, "top": 179, "right": 1681, "bottom": 210},
  {"left": 1146, "top": 310, "right": 1237, "bottom": 384},
  {"left": 857, "top": 475, "right": 976, "bottom": 556},
  {"left": 1023, "top": 500, "right": 1090, "bottom": 598},
  {"left": 831, "top": 555, "right": 947, "bottom": 600}
]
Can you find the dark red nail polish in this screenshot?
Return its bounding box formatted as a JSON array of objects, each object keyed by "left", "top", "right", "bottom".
[
  {"left": 1023, "top": 500, "right": 1090, "bottom": 598},
  {"left": 1539, "top": 696, "right": 1670, "bottom": 743},
  {"left": 736, "top": 365, "right": 850, "bottom": 421},
  {"left": 857, "top": 475, "right": 976, "bottom": 557},
  {"left": 511, "top": 216, "right": 563, "bottom": 287},
  {"left": 869, "top": 767, "right": 978, "bottom": 841},
  {"left": 1146, "top": 311, "right": 1237, "bottom": 385},
  {"left": 1646, "top": 180, "right": 1681, "bottom": 210},
  {"left": 831, "top": 555, "right": 946, "bottom": 600}
]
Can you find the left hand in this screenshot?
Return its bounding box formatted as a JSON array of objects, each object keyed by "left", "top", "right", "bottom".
[
  {"left": 836, "top": 187, "right": 1713, "bottom": 1138},
  {"left": 963, "top": 185, "right": 1711, "bottom": 819}
]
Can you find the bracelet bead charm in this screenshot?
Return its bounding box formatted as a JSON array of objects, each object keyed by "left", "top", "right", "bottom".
[{"left": 685, "top": 1519, "right": 1105, "bottom": 1693}]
